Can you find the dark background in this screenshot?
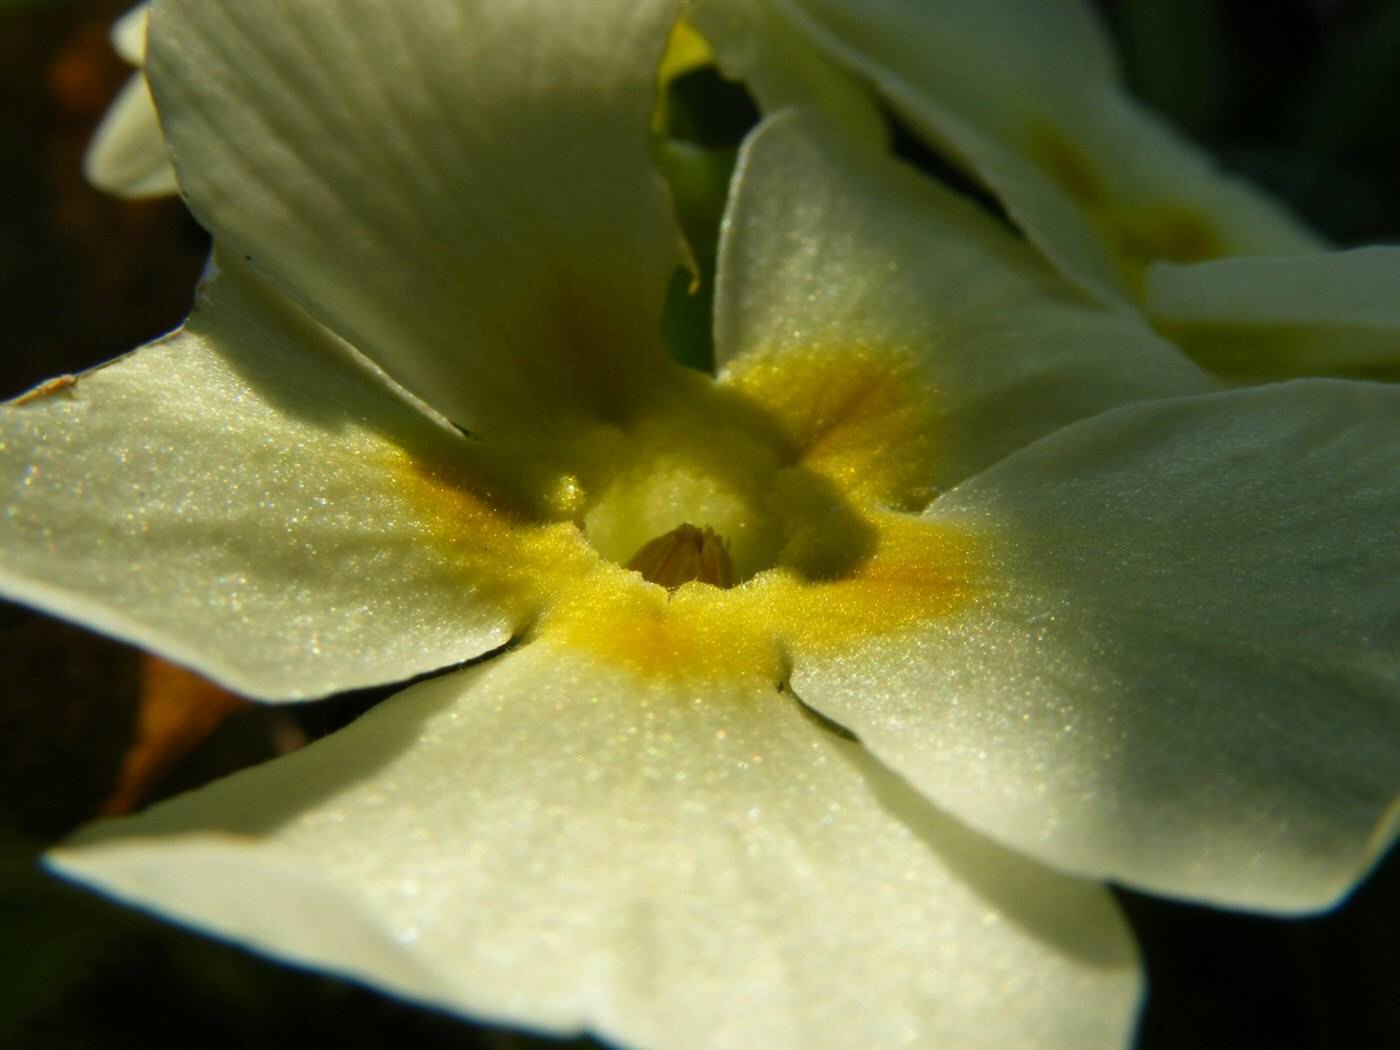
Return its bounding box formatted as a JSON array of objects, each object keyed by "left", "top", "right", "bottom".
[{"left": 1, "top": 0, "right": 1397, "bottom": 1047}]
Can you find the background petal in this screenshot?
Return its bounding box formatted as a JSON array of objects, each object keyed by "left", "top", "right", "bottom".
[
  {"left": 1146, "top": 248, "right": 1400, "bottom": 379},
  {"left": 768, "top": 0, "right": 1324, "bottom": 305},
  {"left": 110, "top": 3, "right": 150, "bottom": 65},
  {"left": 84, "top": 72, "right": 179, "bottom": 200},
  {"left": 792, "top": 380, "right": 1400, "bottom": 911},
  {"left": 52, "top": 639, "right": 1140, "bottom": 1050},
  {"left": 691, "top": 0, "right": 887, "bottom": 149},
  {"left": 1, "top": 260, "right": 528, "bottom": 700},
  {"left": 85, "top": 3, "right": 179, "bottom": 199},
  {"left": 146, "top": 0, "right": 685, "bottom": 438},
  {"left": 715, "top": 112, "right": 1213, "bottom": 501}
]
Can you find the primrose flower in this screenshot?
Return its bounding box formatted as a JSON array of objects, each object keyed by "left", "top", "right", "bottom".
[
  {"left": 736, "top": 0, "right": 1400, "bottom": 380},
  {"left": 6, "top": 1, "right": 1400, "bottom": 1047}
]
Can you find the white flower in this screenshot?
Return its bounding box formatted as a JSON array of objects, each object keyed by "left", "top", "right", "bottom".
[
  {"left": 737, "top": 0, "right": 1400, "bottom": 380},
  {"left": 5, "top": 2, "right": 1399, "bottom": 1047}
]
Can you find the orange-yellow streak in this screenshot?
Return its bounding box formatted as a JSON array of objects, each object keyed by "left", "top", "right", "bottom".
[
  {"left": 1027, "top": 123, "right": 1226, "bottom": 291},
  {"left": 723, "top": 344, "right": 942, "bottom": 511},
  {"left": 543, "top": 511, "right": 977, "bottom": 685}
]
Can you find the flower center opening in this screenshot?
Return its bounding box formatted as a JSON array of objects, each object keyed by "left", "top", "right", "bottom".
[
  {"left": 564, "top": 371, "right": 803, "bottom": 586},
  {"left": 625, "top": 523, "right": 735, "bottom": 589},
  {"left": 577, "top": 428, "right": 784, "bottom": 586},
  {"left": 562, "top": 366, "right": 887, "bottom": 590}
]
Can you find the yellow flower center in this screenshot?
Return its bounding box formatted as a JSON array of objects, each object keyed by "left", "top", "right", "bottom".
[{"left": 382, "top": 346, "right": 980, "bottom": 684}]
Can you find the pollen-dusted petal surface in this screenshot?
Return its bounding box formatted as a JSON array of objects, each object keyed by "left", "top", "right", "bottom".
[
  {"left": 716, "top": 112, "right": 1213, "bottom": 502},
  {"left": 0, "top": 261, "right": 542, "bottom": 700},
  {"left": 145, "top": 0, "right": 684, "bottom": 437},
  {"left": 765, "top": 0, "right": 1323, "bottom": 306},
  {"left": 1146, "top": 248, "right": 1400, "bottom": 380},
  {"left": 792, "top": 380, "right": 1400, "bottom": 911},
  {"left": 51, "top": 639, "right": 1140, "bottom": 1050}
]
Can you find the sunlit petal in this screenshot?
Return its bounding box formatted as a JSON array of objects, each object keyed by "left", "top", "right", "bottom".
[
  {"left": 0, "top": 260, "right": 542, "bottom": 699},
  {"left": 794, "top": 380, "right": 1400, "bottom": 911},
  {"left": 145, "top": 0, "right": 685, "bottom": 437},
  {"left": 716, "top": 112, "right": 1213, "bottom": 504},
  {"left": 52, "top": 639, "right": 1140, "bottom": 1050}
]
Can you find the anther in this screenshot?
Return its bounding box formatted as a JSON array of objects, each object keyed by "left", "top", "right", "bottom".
[{"left": 625, "top": 523, "right": 735, "bottom": 589}]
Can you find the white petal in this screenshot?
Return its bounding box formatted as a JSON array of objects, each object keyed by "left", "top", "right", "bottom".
[
  {"left": 784, "top": 0, "right": 1123, "bottom": 95},
  {"left": 52, "top": 640, "right": 1140, "bottom": 1050},
  {"left": 1146, "top": 248, "right": 1400, "bottom": 378},
  {"left": 145, "top": 0, "right": 685, "bottom": 438},
  {"left": 792, "top": 380, "right": 1400, "bottom": 911},
  {"left": 83, "top": 73, "right": 179, "bottom": 200},
  {"left": 769, "top": 0, "right": 1324, "bottom": 305},
  {"left": 716, "top": 111, "right": 1213, "bottom": 499},
  {"left": 1, "top": 260, "right": 524, "bottom": 700},
  {"left": 111, "top": 2, "right": 151, "bottom": 65}
]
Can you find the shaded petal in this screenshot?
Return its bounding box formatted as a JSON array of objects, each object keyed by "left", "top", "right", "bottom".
[
  {"left": 788, "top": 0, "right": 1126, "bottom": 91},
  {"left": 84, "top": 72, "right": 179, "bottom": 200},
  {"left": 768, "top": 0, "right": 1323, "bottom": 305},
  {"left": 691, "top": 0, "right": 887, "bottom": 149},
  {"left": 792, "top": 380, "right": 1400, "bottom": 911},
  {"left": 0, "top": 260, "right": 537, "bottom": 700},
  {"left": 1146, "top": 248, "right": 1400, "bottom": 379},
  {"left": 145, "top": 0, "right": 684, "bottom": 437},
  {"left": 52, "top": 639, "right": 1140, "bottom": 1050},
  {"left": 716, "top": 111, "right": 1213, "bottom": 504}
]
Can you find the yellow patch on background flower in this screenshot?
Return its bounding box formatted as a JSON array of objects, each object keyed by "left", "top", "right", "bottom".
[{"left": 1027, "top": 124, "right": 1225, "bottom": 290}]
